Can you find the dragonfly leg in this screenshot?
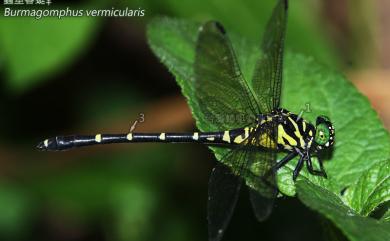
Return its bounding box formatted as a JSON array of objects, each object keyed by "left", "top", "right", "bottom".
[
  {"left": 305, "top": 153, "right": 327, "bottom": 178},
  {"left": 318, "top": 155, "right": 328, "bottom": 178},
  {"left": 272, "top": 151, "right": 298, "bottom": 171},
  {"left": 263, "top": 151, "right": 297, "bottom": 180},
  {"left": 292, "top": 155, "right": 305, "bottom": 181}
]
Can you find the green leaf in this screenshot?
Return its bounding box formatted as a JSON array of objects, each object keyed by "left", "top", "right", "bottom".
[
  {"left": 320, "top": 217, "right": 350, "bottom": 241},
  {"left": 297, "top": 180, "right": 390, "bottom": 241},
  {"left": 147, "top": 17, "right": 390, "bottom": 197},
  {"left": 0, "top": 16, "right": 98, "bottom": 93},
  {"left": 344, "top": 159, "right": 390, "bottom": 216}
]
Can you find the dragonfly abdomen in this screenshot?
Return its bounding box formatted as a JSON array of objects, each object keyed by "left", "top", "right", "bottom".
[{"left": 36, "top": 129, "right": 252, "bottom": 151}]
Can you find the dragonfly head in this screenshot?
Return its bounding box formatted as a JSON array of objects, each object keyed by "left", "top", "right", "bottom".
[{"left": 314, "top": 116, "right": 335, "bottom": 151}]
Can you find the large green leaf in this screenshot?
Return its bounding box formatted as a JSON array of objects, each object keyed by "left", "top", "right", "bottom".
[
  {"left": 147, "top": 16, "right": 389, "bottom": 193},
  {"left": 147, "top": 17, "right": 390, "bottom": 239},
  {"left": 297, "top": 180, "right": 390, "bottom": 241}
]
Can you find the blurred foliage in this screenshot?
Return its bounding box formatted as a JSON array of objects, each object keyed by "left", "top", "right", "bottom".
[
  {"left": 0, "top": 145, "right": 203, "bottom": 241},
  {"left": 347, "top": 0, "right": 378, "bottom": 68},
  {"left": 0, "top": 185, "right": 33, "bottom": 239},
  {"left": 0, "top": 16, "right": 99, "bottom": 93},
  {"left": 0, "top": 0, "right": 339, "bottom": 94}
]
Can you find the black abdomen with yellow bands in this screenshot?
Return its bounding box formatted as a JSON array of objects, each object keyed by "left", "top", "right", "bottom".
[{"left": 36, "top": 128, "right": 253, "bottom": 151}]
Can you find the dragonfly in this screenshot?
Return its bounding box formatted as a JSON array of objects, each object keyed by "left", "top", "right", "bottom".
[{"left": 37, "top": 0, "right": 335, "bottom": 240}]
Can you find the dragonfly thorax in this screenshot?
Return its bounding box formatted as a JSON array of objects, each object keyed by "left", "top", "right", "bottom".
[{"left": 259, "top": 108, "right": 316, "bottom": 152}]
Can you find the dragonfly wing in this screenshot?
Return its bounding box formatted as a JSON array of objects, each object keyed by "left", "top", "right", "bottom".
[
  {"left": 251, "top": 0, "right": 288, "bottom": 112},
  {"left": 247, "top": 149, "right": 277, "bottom": 221},
  {"left": 207, "top": 162, "right": 242, "bottom": 241},
  {"left": 249, "top": 187, "right": 275, "bottom": 221},
  {"left": 207, "top": 143, "right": 257, "bottom": 241},
  {"left": 208, "top": 124, "right": 278, "bottom": 239},
  {"left": 247, "top": 0, "right": 287, "bottom": 221},
  {"left": 247, "top": 122, "right": 278, "bottom": 221},
  {"left": 196, "top": 21, "right": 262, "bottom": 241},
  {"left": 194, "top": 21, "right": 260, "bottom": 130}
]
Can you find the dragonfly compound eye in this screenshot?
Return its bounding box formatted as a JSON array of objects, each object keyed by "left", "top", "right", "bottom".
[{"left": 315, "top": 116, "right": 335, "bottom": 149}]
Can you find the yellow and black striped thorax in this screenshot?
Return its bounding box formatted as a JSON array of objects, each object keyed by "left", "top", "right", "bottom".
[{"left": 269, "top": 108, "right": 315, "bottom": 151}]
